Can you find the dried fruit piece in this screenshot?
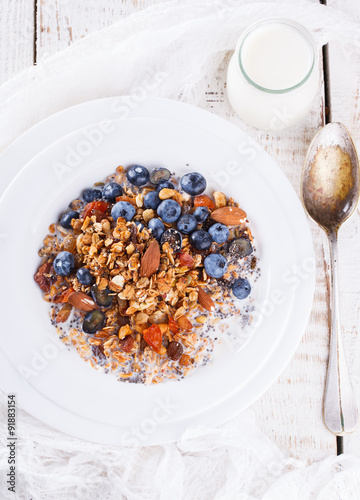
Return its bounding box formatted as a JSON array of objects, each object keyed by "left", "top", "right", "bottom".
[
  {"left": 197, "top": 287, "right": 215, "bottom": 312},
  {"left": 115, "top": 195, "right": 137, "bottom": 206},
  {"left": 211, "top": 206, "right": 247, "bottom": 226},
  {"left": 179, "top": 252, "right": 195, "bottom": 268},
  {"left": 119, "top": 335, "right": 134, "bottom": 352},
  {"left": 177, "top": 315, "right": 192, "bottom": 332},
  {"left": 139, "top": 240, "right": 160, "bottom": 277},
  {"left": 68, "top": 292, "right": 99, "bottom": 311},
  {"left": 55, "top": 304, "right": 72, "bottom": 323},
  {"left": 81, "top": 201, "right": 109, "bottom": 219},
  {"left": 158, "top": 323, "right": 168, "bottom": 334},
  {"left": 34, "top": 261, "right": 52, "bottom": 292},
  {"left": 167, "top": 341, "right": 184, "bottom": 361},
  {"left": 179, "top": 354, "right": 191, "bottom": 367},
  {"left": 168, "top": 317, "right": 180, "bottom": 334},
  {"left": 143, "top": 324, "right": 163, "bottom": 353},
  {"left": 62, "top": 234, "right": 76, "bottom": 253},
  {"left": 194, "top": 194, "right": 215, "bottom": 210},
  {"left": 53, "top": 287, "right": 75, "bottom": 304}
]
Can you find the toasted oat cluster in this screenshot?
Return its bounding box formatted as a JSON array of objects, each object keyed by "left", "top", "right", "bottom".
[{"left": 34, "top": 165, "right": 259, "bottom": 383}]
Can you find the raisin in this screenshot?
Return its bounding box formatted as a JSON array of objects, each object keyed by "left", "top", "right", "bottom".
[
  {"left": 55, "top": 304, "right": 72, "bottom": 323},
  {"left": 167, "top": 341, "right": 183, "bottom": 361},
  {"left": 177, "top": 315, "right": 192, "bottom": 332},
  {"left": 119, "top": 335, "right": 134, "bottom": 352},
  {"left": 62, "top": 234, "right": 76, "bottom": 253},
  {"left": 92, "top": 345, "right": 107, "bottom": 361},
  {"left": 168, "top": 317, "right": 180, "bottom": 334}
]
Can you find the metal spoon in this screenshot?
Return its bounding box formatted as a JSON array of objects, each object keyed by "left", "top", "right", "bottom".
[{"left": 301, "top": 122, "right": 359, "bottom": 435}]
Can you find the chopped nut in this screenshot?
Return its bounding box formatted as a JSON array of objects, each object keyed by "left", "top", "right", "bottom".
[
  {"left": 196, "top": 315, "right": 207, "bottom": 324},
  {"left": 135, "top": 193, "right": 144, "bottom": 207},
  {"left": 213, "top": 191, "right": 227, "bottom": 208},
  {"left": 109, "top": 275, "right": 125, "bottom": 292},
  {"left": 142, "top": 209, "right": 155, "bottom": 223},
  {"left": 118, "top": 324, "right": 132, "bottom": 339},
  {"left": 158, "top": 188, "right": 177, "bottom": 200}
]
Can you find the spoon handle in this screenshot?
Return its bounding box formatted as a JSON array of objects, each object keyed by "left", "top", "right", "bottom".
[{"left": 324, "top": 231, "right": 358, "bottom": 435}]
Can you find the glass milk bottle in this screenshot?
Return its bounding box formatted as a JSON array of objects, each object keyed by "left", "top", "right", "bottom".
[{"left": 227, "top": 18, "right": 320, "bottom": 130}]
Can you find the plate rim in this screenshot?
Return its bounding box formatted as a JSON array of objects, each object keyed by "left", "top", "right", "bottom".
[{"left": 0, "top": 97, "right": 315, "bottom": 445}]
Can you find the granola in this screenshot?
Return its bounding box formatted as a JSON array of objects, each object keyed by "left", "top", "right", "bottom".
[{"left": 34, "top": 165, "right": 260, "bottom": 383}]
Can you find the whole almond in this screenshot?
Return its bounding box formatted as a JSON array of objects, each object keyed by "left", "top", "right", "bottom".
[
  {"left": 139, "top": 240, "right": 160, "bottom": 278},
  {"left": 211, "top": 206, "right": 247, "bottom": 226},
  {"left": 197, "top": 286, "right": 215, "bottom": 312},
  {"left": 68, "top": 292, "right": 99, "bottom": 311}
]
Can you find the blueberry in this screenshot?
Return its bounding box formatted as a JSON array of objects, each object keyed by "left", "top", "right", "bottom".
[
  {"left": 83, "top": 310, "right": 106, "bottom": 334},
  {"left": 77, "top": 267, "right": 94, "bottom": 286},
  {"left": 177, "top": 214, "right": 197, "bottom": 235},
  {"left": 91, "top": 284, "right": 113, "bottom": 308},
  {"left": 60, "top": 210, "right": 79, "bottom": 229},
  {"left": 111, "top": 201, "right": 136, "bottom": 222},
  {"left": 148, "top": 218, "right": 165, "bottom": 240},
  {"left": 180, "top": 172, "right": 206, "bottom": 196},
  {"left": 204, "top": 254, "right": 228, "bottom": 278},
  {"left": 53, "top": 251, "right": 75, "bottom": 277},
  {"left": 190, "top": 230, "right": 212, "bottom": 251},
  {"left": 161, "top": 229, "right": 183, "bottom": 252},
  {"left": 126, "top": 165, "right": 149, "bottom": 187},
  {"left": 157, "top": 199, "right": 181, "bottom": 223},
  {"left": 208, "top": 223, "right": 230, "bottom": 244},
  {"left": 157, "top": 181, "right": 175, "bottom": 192},
  {"left": 232, "top": 278, "right": 251, "bottom": 299},
  {"left": 102, "top": 182, "right": 123, "bottom": 202},
  {"left": 150, "top": 168, "right": 171, "bottom": 185},
  {"left": 144, "top": 191, "right": 161, "bottom": 210},
  {"left": 82, "top": 188, "right": 102, "bottom": 203},
  {"left": 194, "top": 206, "right": 210, "bottom": 223}
]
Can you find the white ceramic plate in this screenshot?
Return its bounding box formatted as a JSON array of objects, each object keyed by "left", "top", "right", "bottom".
[{"left": 0, "top": 98, "right": 315, "bottom": 445}]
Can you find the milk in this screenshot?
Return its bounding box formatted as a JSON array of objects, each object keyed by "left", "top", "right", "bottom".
[{"left": 227, "top": 19, "right": 320, "bottom": 130}]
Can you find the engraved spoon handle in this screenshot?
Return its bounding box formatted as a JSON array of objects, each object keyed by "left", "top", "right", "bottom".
[{"left": 323, "top": 230, "right": 358, "bottom": 435}]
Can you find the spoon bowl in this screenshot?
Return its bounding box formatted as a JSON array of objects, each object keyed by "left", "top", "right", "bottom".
[
  {"left": 302, "top": 122, "right": 360, "bottom": 436},
  {"left": 302, "top": 122, "right": 359, "bottom": 232}
]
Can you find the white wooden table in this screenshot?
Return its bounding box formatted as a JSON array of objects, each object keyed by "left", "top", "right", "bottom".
[{"left": 1, "top": 0, "right": 360, "bottom": 463}]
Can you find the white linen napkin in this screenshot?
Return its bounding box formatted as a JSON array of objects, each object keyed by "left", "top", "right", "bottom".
[{"left": 1, "top": 1, "right": 360, "bottom": 498}]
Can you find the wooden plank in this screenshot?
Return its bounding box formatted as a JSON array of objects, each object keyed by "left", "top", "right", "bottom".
[
  {"left": 0, "top": 0, "right": 34, "bottom": 84},
  {"left": 36, "top": 0, "right": 162, "bottom": 60},
  {"left": 327, "top": 0, "right": 360, "bottom": 456},
  {"left": 38, "top": 0, "right": 336, "bottom": 461}
]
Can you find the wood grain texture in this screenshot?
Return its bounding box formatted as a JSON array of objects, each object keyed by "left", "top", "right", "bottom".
[
  {"left": 327, "top": 0, "right": 360, "bottom": 456},
  {"left": 36, "top": 0, "right": 165, "bottom": 61},
  {"left": 0, "top": 0, "right": 34, "bottom": 84}
]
